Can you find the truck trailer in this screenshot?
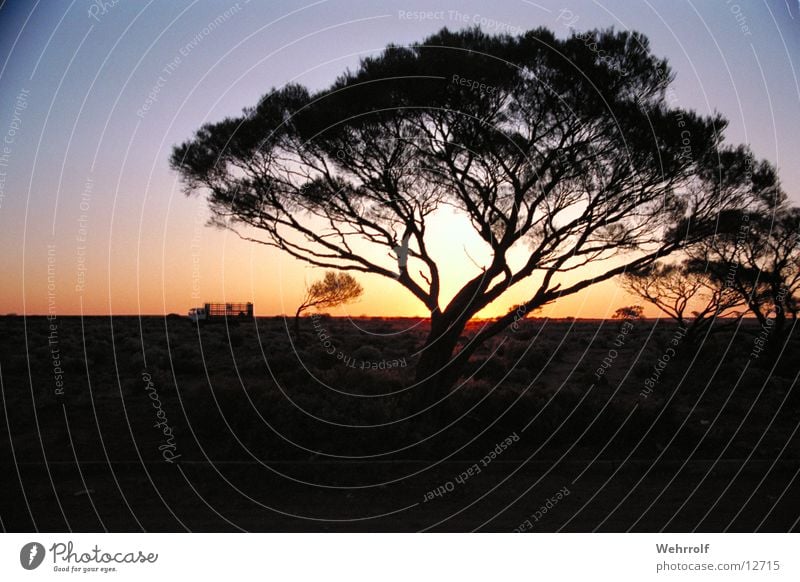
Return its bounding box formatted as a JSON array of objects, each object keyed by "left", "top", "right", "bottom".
[{"left": 188, "top": 302, "right": 254, "bottom": 323}]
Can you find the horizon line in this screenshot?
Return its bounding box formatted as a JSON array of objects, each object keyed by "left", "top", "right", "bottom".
[{"left": 5, "top": 313, "right": 761, "bottom": 322}]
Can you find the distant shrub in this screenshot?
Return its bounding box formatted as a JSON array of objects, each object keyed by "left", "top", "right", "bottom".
[
  {"left": 522, "top": 347, "right": 550, "bottom": 370},
  {"left": 473, "top": 356, "right": 509, "bottom": 382},
  {"left": 145, "top": 346, "right": 169, "bottom": 368},
  {"left": 169, "top": 344, "right": 200, "bottom": 373},
  {"left": 506, "top": 366, "right": 531, "bottom": 385},
  {"left": 228, "top": 331, "right": 244, "bottom": 347},
  {"left": 352, "top": 345, "right": 382, "bottom": 361},
  {"left": 613, "top": 305, "right": 644, "bottom": 320},
  {"left": 242, "top": 355, "right": 266, "bottom": 374},
  {"left": 90, "top": 342, "right": 110, "bottom": 365},
  {"left": 505, "top": 339, "right": 533, "bottom": 361},
  {"left": 266, "top": 351, "right": 298, "bottom": 374},
  {"left": 121, "top": 377, "right": 139, "bottom": 397},
  {"left": 2, "top": 354, "right": 27, "bottom": 373},
  {"left": 119, "top": 336, "right": 140, "bottom": 353},
  {"left": 128, "top": 352, "right": 145, "bottom": 372},
  {"left": 301, "top": 347, "right": 335, "bottom": 370}
]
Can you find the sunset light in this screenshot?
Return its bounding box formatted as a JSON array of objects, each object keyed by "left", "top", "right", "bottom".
[{"left": 2, "top": 0, "right": 799, "bottom": 569}]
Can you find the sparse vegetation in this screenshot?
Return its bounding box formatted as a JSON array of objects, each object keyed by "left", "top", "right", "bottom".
[{"left": 622, "top": 262, "right": 745, "bottom": 342}]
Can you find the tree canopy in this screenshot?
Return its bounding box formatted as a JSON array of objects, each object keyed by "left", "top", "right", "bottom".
[
  {"left": 171, "top": 26, "right": 781, "bottom": 392},
  {"left": 622, "top": 261, "right": 745, "bottom": 341},
  {"left": 690, "top": 206, "right": 800, "bottom": 332},
  {"left": 294, "top": 271, "right": 363, "bottom": 334}
]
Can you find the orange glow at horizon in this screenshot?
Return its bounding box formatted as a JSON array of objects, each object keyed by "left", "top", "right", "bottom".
[{"left": 5, "top": 198, "right": 654, "bottom": 320}]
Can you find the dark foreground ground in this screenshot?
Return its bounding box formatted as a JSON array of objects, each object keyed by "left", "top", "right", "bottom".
[{"left": 1, "top": 315, "right": 799, "bottom": 531}]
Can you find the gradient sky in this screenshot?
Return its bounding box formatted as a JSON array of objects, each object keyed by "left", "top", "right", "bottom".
[{"left": 0, "top": 0, "right": 798, "bottom": 318}]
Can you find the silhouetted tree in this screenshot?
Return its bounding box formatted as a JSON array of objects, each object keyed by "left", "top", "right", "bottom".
[
  {"left": 612, "top": 305, "right": 644, "bottom": 320},
  {"left": 171, "top": 27, "right": 775, "bottom": 401},
  {"left": 693, "top": 206, "right": 800, "bottom": 342},
  {"left": 294, "top": 271, "right": 363, "bottom": 334},
  {"left": 621, "top": 261, "right": 745, "bottom": 342}
]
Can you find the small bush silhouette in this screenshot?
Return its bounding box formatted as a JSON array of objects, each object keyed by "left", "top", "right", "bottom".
[{"left": 294, "top": 271, "right": 363, "bottom": 334}]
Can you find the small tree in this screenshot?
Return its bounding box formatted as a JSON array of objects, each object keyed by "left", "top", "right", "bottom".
[
  {"left": 294, "top": 271, "right": 363, "bottom": 334},
  {"left": 621, "top": 261, "right": 745, "bottom": 342},
  {"left": 612, "top": 305, "right": 644, "bottom": 320},
  {"left": 694, "top": 206, "right": 800, "bottom": 341}
]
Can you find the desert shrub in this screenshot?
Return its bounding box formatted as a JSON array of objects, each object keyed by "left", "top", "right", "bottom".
[
  {"left": 126, "top": 351, "right": 145, "bottom": 372},
  {"left": 313, "top": 366, "right": 406, "bottom": 399},
  {"left": 265, "top": 350, "right": 298, "bottom": 374},
  {"left": 380, "top": 343, "right": 408, "bottom": 359},
  {"left": 457, "top": 378, "right": 493, "bottom": 395},
  {"left": 144, "top": 345, "right": 168, "bottom": 369},
  {"left": 631, "top": 359, "right": 654, "bottom": 382},
  {"left": 118, "top": 336, "right": 140, "bottom": 354},
  {"left": 304, "top": 349, "right": 334, "bottom": 370},
  {"left": 505, "top": 366, "right": 532, "bottom": 385},
  {"left": 398, "top": 336, "right": 421, "bottom": 352},
  {"left": 225, "top": 330, "right": 244, "bottom": 348},
  {"left": 89, "top": 340, "right": 111, "bottom": 365},
  {"left": 505, "top": 339, "right": 531, "bottom": 361},
  {"left": 352, "top": 344, "right": 382, "bottom": 361},
  {"left": 120, "top": 377, "right": 139, "bottom": 397},
  {"left": 2, "top": 354, "right": 28, "bottom": 373},
  {"left": 298, "top": 347, "right": 335, "bottom": 370},
  {"left": 574, "top": 367, "right": 599, "bottom": 386},
  {"left": 513, "top": 328, "right": 538, "bottom": 341},
  {"left": 169, "top": 344, "right": 201, "bottom": 373},
  {"left": 472, "top": 355, "right": 510, "bottom": 382},
  {"left": 521, "top": 346, "right": 551, "bottom": 371}
]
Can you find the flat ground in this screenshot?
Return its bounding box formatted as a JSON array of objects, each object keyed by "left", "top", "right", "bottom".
[{"left": 1, "top": 315, "right": 798, "bottom": 531}]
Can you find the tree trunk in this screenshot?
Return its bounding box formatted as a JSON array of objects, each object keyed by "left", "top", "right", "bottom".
[
  {"left": 294, "top": 306, "right": 303, "bottom": 336},
  {"left": 413, "top": 314, "right": 472, "bottom": 409},
  {"left": 765, "top": 309, "right": 789, "bottom": 364}
]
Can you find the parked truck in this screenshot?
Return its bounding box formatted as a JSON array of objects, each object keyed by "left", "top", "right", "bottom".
[{"left": 188, "top": 302, "right": 254, "bottom": 323}]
